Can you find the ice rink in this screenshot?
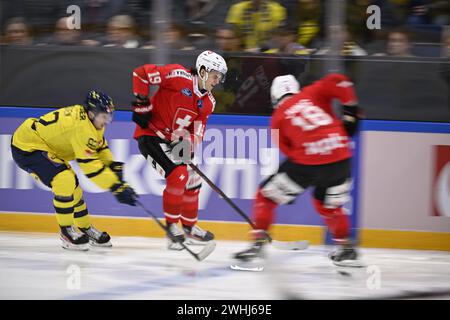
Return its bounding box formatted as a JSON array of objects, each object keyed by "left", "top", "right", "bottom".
[{"left": 1, "top": 231, "right": 449, "bottom": 300}]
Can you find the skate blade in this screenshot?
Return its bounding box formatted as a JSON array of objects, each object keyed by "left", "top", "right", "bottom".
[
  {"left": 89, "top": 240, "right": 112, "bottom": 248},
  {"left": 195, "top": 240, "right": 216, "bottom": 261},
  {"left": 332, "top": 259, "right": 366, "bottom": 268},
  {"left": 230, "top": 264, "right": 264, "bottom": 272},
  {"left": 61, "top": 242, "right": 89, "bottom": 251}
]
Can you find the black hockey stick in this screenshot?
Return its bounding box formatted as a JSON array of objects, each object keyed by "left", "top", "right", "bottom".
[
  {"left": 136, "top": 200, "right": 216, "bottom": 261},
  {"left": 188, "top": 163, "right": 309, "bottom": 251},
  {"left": 147, "top": 123, "right": 308, "bottom": 250}
]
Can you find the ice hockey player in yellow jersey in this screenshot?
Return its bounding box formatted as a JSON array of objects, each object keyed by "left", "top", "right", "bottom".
[{"left": 11, "top": 90, "right": 138, "bottom": 251}]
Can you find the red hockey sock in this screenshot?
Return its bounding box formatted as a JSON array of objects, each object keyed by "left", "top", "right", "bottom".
[
  {"left": 253, "top": 190, "right": 278, "bottom": 231},
  {"left": 181, "top": 188, "right": 199, "bottom": 227},
  {"left": 312, "top": 198, "right": 350, "bottom": 240},
  {"left": 163, "top": 166, "right": 188, "bottom": 224}
]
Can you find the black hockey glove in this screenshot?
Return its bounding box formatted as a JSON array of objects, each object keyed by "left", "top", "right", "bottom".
[
  {"left": 111, "top": 182, "right": 138, "bottom": 206},
  {"left": 132, "top": 96, "right": 152, "bottom": 129},
  {"left": 109, "top": 161, "right": 124, "bottom": 181},
  {"left": 342, "top": 105, "right": 363, "bottom": 137}
]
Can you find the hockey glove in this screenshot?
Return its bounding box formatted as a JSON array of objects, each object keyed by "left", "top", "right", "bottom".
[
  {"left": 111, "top": 182, "right": 138, "bottom": 206},
  {"left": 132, "top": 96, "right": 152, "bottom": 129},
  {"left": 109, "top": 161, "right": 124, "bottom": 181},
  {"left": 169, "top": 137, "right": 193, "bottom": 164},
  {"left": 342, "top": 105, "right": 363, "bottom": 137}
]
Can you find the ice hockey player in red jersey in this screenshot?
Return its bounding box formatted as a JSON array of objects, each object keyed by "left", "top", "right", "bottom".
[
  {"left": 234, "top": 73, "right": 363, "bottom": 267},
  {"left": 131, "top": 51, "right": 227, "bottom": 250}
]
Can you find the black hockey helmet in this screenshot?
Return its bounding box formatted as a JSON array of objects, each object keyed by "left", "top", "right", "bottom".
[{"left": 84, "top": 90, "right": 114, "bottom": 119}]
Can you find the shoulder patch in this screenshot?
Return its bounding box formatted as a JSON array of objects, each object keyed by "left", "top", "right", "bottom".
[
  {"left": 181, "top": 88, "right": 193, "bottom": 97},
  {"left": 86, "top": 138, "right": 99, "bottom": 150}
]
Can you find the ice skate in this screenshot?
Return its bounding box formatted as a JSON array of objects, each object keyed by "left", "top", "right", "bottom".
[
  {"left": 183, "top": 224, "right": 214, "bottom": 245},
  {"left": 329, "top": 241, "right": 364, "bottom": 268},
  {"left": 60, "top": 226, "right": 89, "bottom": 251},
  {"left": 233, "top": 241, "right": 266, "bottom": 262},
  {"left": 233, "top": 230, "right": 270, "bottom": 262},
  {"left": 79, "top": 225, "right": 112, "bottom": 247},
  {"left": 167, "top": 223, "right": 186, "bottom": 250}
]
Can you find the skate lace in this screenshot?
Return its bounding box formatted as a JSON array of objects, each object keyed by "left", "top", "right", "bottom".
[
  {"left": 66, "top": 226, "right": 83, "bottom": 240},
  {"left": 86, "top": 226, "right": 102, "bottom": 239},
  {"left": 169, "top": 224, "right": 184, "bottom": 237}
]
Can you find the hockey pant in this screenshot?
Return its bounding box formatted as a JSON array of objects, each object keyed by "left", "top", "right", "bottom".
[
  {"left": 11, "top": 145, "right": 91, "bottom": 228},
  {"left": 253, "top": 158, "right": 352, "bottom": 241},
  {"left": 137, "top": 135, "right": 201, "bottom": 226}
]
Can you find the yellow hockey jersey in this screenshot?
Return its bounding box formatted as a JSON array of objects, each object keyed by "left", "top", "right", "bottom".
[{"left": 12, "top": 105, "right": 120, "bottom": 190}]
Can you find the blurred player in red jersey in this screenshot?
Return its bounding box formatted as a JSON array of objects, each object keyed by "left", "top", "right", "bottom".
[
  {"left": 234, "top": 74, "right": 363, "bottom": 267},
  {"left": 131, "top": 51, "right": 227, "bottom": 250}
]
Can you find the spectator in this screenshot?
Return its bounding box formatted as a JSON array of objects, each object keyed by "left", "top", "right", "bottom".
[
  {"left": 315, "top": 26, "right": 367, "bottom": 56},
  {"left": 387, "top": 28, "right": 415, "bottom": 57},
  {"left": 263, "top": 24, "right": 311, "bottom": 54},
  {"left": 44, "top": 17, "right": 99, "bottom": 46},
  {"left": 215, "top": 24, "right": 244, "bottom": 52},
  {"left": 226, "top": 0, "right": 287, "bottom": 51},
  {"left": 439, "top": 33, "right": 450, "bottom": 109},
  {"left": 406, "top": 0, "right": 449, "bottom": 29},
  {"left": 293, "top": 0, "right": 322, "bottom": 47},
  {"left": 103, "top": 14, "right": 140, "bottom": 48},
  {"left": 162, "top": 23, "right": 195, "bottom": 50},
  {"left": 346, "top": 0, "right": 401, "bottom": 45},
  {"left": 442, "top": 32, "right": 450, "bottom": 58},
  {"left": 374, "top": 28, "right": 415, "bottom": 57},
  {"left": 2, "top": 17, "right": 32, "bottom": 45}
]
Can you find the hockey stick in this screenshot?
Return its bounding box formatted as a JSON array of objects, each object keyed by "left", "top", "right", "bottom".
[
  {"left": 147, "top": 123, "right": 308, "bottom": 251},
  {"left": 188, "top": 163, "right": 309, "bottom": 251},
  {"left": 136, "top": 200, "right": 216, "bottom": 261}
]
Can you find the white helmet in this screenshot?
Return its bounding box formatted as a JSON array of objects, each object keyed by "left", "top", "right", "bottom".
[
  {"left": 270, "top": 75, "right": 300, "bottom": 106},
  {"left": 196, "top": 50, "right": 228, "bottom": 85}
]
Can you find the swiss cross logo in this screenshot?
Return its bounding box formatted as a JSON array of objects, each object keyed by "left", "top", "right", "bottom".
[
  {"left": 432, "top": 145, "right": 450, "bottom": 217},
  {"left": 172, "top": 108, "right": 197, "bottom": 131}
]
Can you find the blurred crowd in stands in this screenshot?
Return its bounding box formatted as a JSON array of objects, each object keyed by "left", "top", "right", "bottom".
[{"left": 1, "top": 0, "right": 449, "bottom": 58}]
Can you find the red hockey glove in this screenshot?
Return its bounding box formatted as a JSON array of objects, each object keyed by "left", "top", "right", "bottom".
[{"left": 132, "top": 96, "right": 152, "bottom": 129}]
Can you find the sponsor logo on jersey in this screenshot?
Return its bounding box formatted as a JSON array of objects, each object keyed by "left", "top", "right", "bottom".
[
  {"left": 432, "top": 145, "right": 450, "bottom": 217},
  {"left": 181, "top": 88, "right": 192, "bottom": 97},
  {"left": 336, "top": 81, "right": 353, "bottom": 88},
  {"left": 133, "top": 105, "right": 153, "bottom": 113},
  {"left": 197, "top": 99, "right": 203, "bottom": 108},
  {"left": 303, "top": 133, "right": 348, "bottom": 155},
  {"left": 166, "top": 69, "right": 192, "bottom": 81}
]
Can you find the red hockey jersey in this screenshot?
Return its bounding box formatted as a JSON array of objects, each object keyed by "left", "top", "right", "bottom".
[
  {"left": 271, "top": 73, "right": 358, "bottom": 165},
  {"left": 132, "top": 64, "right": 216, "bottom": 144}
]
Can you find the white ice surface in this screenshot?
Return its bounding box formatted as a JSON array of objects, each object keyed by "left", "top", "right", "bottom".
[{"left": 0, "top": 231, "right": 449, "bottom": 300}]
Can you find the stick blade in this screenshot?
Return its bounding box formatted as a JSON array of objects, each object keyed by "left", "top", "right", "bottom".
[
  {"left": 194, "top": 240, "right": 217, "bottom": 261},
  {"left": 271, "top": 240, "right": 309, "bottom": 251}
]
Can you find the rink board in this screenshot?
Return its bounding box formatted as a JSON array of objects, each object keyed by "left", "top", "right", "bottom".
[{"left": 1, "top": 107, "right": 449, "bottom": 250}]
